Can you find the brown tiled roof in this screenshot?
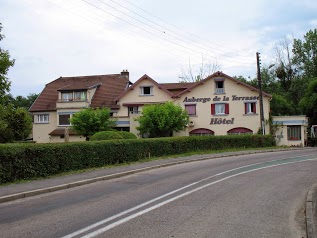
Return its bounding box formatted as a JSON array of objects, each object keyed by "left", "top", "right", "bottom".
[
  {"left": 159, "top": 83, "right": 195, "bottom": 95},
  {"left": 57, "top": 82, "right": 101, "bottom": 91},
  {"left": 30, "top": 74, "right": 130, "bottom": 112}
]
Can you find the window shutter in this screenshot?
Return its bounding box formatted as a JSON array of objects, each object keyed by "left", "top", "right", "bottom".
[
  {"left": 225, "top": 103, "right": 229, "bottom": 114},
  {"left": 253, "top": 103, "right": 256, "bottom": 113},
  {"left": 211, "top": 104, "right": 215, "bottom": 115},
  {"left": 245, "top": 103, "right": 248, "bottom": 114}
]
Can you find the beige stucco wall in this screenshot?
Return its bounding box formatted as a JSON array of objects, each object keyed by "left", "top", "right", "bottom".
[
  {"left": 273, "top": 116, "right": 308, "bottom": 147},
  {"left": 174, "top": 77, "right": 270, "bottom": 135},
  {"left": 117, "top": 76, "right": 270, "bottom": 137},
  {"left": 50, "top": 135, "right": 85, "bottom": 143},
  {"left": 33, "top": 111, "right": 57, "bottom": 143},
  {"left": 116, "top": 78, "right": 171, "bottom": 117}
]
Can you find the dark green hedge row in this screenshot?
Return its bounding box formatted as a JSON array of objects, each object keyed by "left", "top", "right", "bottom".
[{"left": 0, "top": 135, "right": 275, "bottom": 183}]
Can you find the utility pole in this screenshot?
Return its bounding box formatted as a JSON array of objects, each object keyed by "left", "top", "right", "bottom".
[{"left": 256, "top": 52, "right": 265, "bottom": 135}]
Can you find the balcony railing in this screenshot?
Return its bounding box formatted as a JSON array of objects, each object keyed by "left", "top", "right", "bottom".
[{"left": 215, "top": 88, "right": 225, "bottom": 94}]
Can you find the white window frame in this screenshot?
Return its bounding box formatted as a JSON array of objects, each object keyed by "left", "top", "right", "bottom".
[
  {"left": 58, "top": 113, "right": 74, "bottom": 126},
  {"left": 61, "top": 92, "right": 73, "bottom": 102},
  {"left": 215, "top": 80, "right": 225, "bottom": 94},
  {"left": 36, "top": 114, "right": 49, "bottom": 123},
  {"left": 128, "top": 106, "right": 139, "bottom": 115},
  {"left": 245, "top": 102, "right": 257, "bottom": 114},
  {"left": 73, "top": 91, "right": 87, "bottom": 101},
  {"left": 215, "top": 103, "right": 225, "bottom": 115},
  {"left": 140, "top": 86, "right": 153, "bottom": 96}
]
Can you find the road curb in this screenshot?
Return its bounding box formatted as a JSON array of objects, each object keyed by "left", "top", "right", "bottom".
[
  {"left": 0, "top": 148, "right": 310, "bottom": 204},
  {"left": 306, "top": 183, "right": 317, "bottom": 238}
]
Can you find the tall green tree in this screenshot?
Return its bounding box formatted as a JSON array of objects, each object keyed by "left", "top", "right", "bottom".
[
  {"left": 292, "top": 28, "right": 317, "bottom": 78},
  {"left": 0, "top": 105, "right": 32, "bottom": 143},
  {"left": 70, "top": 107, "right": 116, "bottom": 140},
  {"left": 299, "top": 78, "right": 317, "bottom": 125},
  {"left": 136, "top": 102, "right": 189, "bottom": 138},
  {"left": 0, "top": 23, "right": 15, "bottom": 101}
]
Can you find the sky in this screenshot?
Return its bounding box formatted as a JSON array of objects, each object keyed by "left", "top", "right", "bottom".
[{"left": 1, "top": 0, "right": 317, "bottom": 96}]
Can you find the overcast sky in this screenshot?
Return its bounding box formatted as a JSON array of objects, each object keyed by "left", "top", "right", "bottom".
[{"left": 1, "top": 0, "right": 317, "bottom": 96}]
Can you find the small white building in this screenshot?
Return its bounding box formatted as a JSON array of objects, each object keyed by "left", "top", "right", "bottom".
[{"left": 273, "top": 116, "right": 308, "bottom": 147}]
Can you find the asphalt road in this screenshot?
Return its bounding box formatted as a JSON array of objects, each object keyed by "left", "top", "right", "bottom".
[{"left": 1, "top": 149, "right": 317, "bottom": 238}]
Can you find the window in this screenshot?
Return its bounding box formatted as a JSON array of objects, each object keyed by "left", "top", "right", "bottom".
[
  {"left": 245, "top": 102, "right": 256, "bottom": 114},
  {"left": 227, "top": 127, "right": 253, "bottom": 135},
  {"left": 128, "top": 106, "right": 139, "bottom": 115},
  {"left": 61, "top": 92, "right": 73, "bottom": 101},
  {"left": 287, "top": 126, "right": 301, "bottom": 140},
  {"left": 211, "top": 103, "right": 229, "bottom": 115},
  {"left": 59, "top": 114, "right": 71, "bottom": 126},
  {"left": 215, "top": 81, "right": 224, "bottom": 94},
  {"left": 140, "top": 86, "right": 153, "bottom": 96},
  {"left": 185, "top": 104, "right": 196, "bottom": 116},
  {"left": 36, "top": 114, "right": 49, "bottom": 123},
  {"left": 74, "top": 91, "right": 87, "bottom": 101}
]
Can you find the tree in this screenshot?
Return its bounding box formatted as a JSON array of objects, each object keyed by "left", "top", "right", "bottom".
[
  {"left": 136, "top": 102, "right": 189, "bottom": 138},
  {"left": 0, "top": 23, "right": 15, "bottom": 101},
  {"left": 11, "top": 93, "right": 39, "bottom": 109},
  {"left": 0, "top": 105, "right": 32, "bottom": 143},
  {"left": 179, "top": 55, "right": 220, "bottom": 82},
  {"left": 292, "top": 28, "right": 317, "bottom": 78},
  {"left": 270, "top": 94, "right": 295, "bottom": 116},
  {"left": 70, "top": 107, "right": 116, "bottom": 140},
  {"left": 299, "top": 78, "right": 317, "bottom": 125}
]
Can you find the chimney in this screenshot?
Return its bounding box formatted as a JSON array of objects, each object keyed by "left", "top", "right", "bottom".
[{"left": 121, "top": 69, "right": 129, "bottom": 80}]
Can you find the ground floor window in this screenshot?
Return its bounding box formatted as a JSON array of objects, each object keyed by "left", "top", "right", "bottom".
[
  {"left": 227, "top": 127, "right": 253, "bottom": 135},
  {"left": 189, "top": 128, "right": 214, "bottom": 136},
  {"left": 59, "top": 113, "right": 72, "bottom": 126},
  {"left": 287, "top": 126, "right": 301, "bottom": 140}
]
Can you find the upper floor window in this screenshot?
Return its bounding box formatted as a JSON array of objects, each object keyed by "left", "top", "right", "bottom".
[
  {"left": 61, "top": 91, "right": 87, "bottom": 102},
  {"left": 140, "top": 86, "right": 153, "bottom": 96},
  {"left": 215, "top": 79, "right": 225, "bottom": 94},
  {"left": 185, "top": 104, "right": 196, "bottom": 116},
  {"left": 61, "top": 92, "right": 73, "bottom": 101},
  {"left": 245, "top": 102, "right": 257, "bottom": 114},
  {"left": 211, "top": 103, "right": 229, "bottom": 115},
  {"left": 74, "top": 91, "right": 87, "bottom": 101},
  {"left": 36, "top": 114, "right": 49, "bottom": 123}
]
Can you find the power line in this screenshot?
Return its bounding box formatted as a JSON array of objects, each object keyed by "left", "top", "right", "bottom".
[
  {"left": 103, "top": 0, "right": 252, "bottom": 61},
  {"left": 78, "top": 0, "right": 253, "bottom": 65},
  {"left": 121, "top": 0, "right": 253, "bottom": 58}
]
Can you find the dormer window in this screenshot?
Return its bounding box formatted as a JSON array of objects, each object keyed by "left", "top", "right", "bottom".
[
  {"left": 62, "top": 92, "right": 73, "bottom": 101},
  {"left": 140, "top": 86, "right": 153, "bottom": 96},
  {"left": 61, "top": 91, "right": 87, "bottom": 102}
]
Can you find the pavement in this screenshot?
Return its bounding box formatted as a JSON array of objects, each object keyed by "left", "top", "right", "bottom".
[{"left": 0, "top": 147, "right": 316, "bottom": 237}]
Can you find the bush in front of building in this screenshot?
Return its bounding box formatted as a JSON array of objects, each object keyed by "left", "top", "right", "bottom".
[
  {"left": 0, "top": 134, "right": 275, "bottom": 183},
  {"left": 90, "top": 131, "right": 124, "bottom": 141},
  {"left": 116, "top": 131, "right": 137, "bottom": 139}
]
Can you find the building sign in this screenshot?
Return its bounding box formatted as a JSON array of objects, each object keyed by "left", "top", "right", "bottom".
[
  {"left": 183, "top": 95, "right": 259, "bottom": 103},
  {"left": 210, "top": 118, "right": 235, "bottom": 125}
]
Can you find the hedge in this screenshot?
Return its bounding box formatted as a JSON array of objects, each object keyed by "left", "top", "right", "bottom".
[
  {"left": 0, "top": 135, "right": 275, "bottom": 183},
  {"left": 90, "top": 131, "right": 124, "bottom": 141}
]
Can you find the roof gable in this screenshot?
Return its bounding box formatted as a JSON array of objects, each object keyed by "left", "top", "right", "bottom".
[
  {"left": 115, "top": 74, "right": 174, "bottom": 101},
  {"left": 173, "top": 71, "right": 272, "bottom": 98}
]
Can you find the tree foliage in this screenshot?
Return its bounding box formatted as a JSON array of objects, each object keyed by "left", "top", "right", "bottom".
[
  {"left": 70, "top": 108, "right": 116, "bottom": 140},
  {"left": 299, "top": 78, "right": 317, "bottom": 125},
  {"left": 0, "top": 105, "right": 32, "bottom": 143},
  {"left": 292, "top": 29, "right": 317, "bottom": 78},
  {"left": 136, "top": 102, "right": 189, "bottom": 138},
  {"left": 0, "top": 23, "right": 15, "bottom": 100}
]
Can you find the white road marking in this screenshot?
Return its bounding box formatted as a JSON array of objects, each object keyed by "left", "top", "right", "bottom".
[{"left": 61, "top": 154, "right": 317, "bottom": 238}]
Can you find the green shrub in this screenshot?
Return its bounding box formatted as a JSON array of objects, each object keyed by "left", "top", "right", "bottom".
[
  {"left": 116, "top": 131, "right": 137, "bottom": 139},
  {"left": 90, "top": 131, "right": 123, "bottom": 141},
  {"left": 0, "top": 135, "right": 275, "bottom": 183}
]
